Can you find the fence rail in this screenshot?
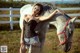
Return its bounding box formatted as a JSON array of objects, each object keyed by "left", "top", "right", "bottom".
[{"left": 0, "top": 7, "right": 80, "bottom": 30}]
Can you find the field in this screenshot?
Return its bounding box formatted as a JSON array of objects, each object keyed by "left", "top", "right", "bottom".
[
  {"left": 0, "top": 28, "right": 80, "bottom": 53},
  {"left": 0, "top": 2, "right": 80, "bottom": 53}
]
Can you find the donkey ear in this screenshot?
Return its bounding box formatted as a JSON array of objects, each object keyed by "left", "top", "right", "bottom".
[{"left": 70, "top": 17, "right": 77, "bottom": 23}]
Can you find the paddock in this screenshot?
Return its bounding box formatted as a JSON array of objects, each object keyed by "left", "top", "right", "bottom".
[
  {"left": 0, "top": 28, "right": 80, "bottom": 53},
  {"left": 0, "top": 5, "right": 80, "bottom": 53}
]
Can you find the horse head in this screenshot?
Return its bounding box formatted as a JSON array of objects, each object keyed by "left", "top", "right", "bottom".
[{"left": 62, "top": 17, "right": 77, "bottom": 52}]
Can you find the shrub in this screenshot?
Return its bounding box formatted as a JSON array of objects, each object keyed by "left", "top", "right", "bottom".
[{"left": 0, "top": 1, "right": 34, "bottom": 8}]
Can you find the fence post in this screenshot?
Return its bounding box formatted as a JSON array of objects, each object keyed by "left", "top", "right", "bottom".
[{"left": 9, "top": 7, "right": 13, "bottom": 30}]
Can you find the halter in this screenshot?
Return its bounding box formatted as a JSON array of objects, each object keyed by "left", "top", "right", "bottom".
[{"left": 57, "top": 19, "right": 71, "bottom": 45}]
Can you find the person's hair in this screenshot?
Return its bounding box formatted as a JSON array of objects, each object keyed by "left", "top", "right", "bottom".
[{"left": 33, "top": 3, "right": 43, "bottom": 16}]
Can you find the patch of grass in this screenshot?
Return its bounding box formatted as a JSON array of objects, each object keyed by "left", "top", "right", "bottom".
[
  {"left": 0, "top": 28, "right": 80, "bottom": 53},
  {"left": 0, "top": 30, "right": 20, "bottom": 53},
  {"left": 0, "top": 24, "right": 20, "bottom": 30}
]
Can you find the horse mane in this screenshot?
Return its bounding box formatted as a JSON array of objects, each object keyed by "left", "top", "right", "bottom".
[
  {"left": 37, "top": 3, "right": 57, "bottom": 16},
  {"left": 40, "top": 3, "right": 71, "bottom": 19}
]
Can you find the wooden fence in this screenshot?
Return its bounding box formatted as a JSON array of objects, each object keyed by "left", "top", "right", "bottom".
[{"left": 0, "top": 7, "right": 80, "bottom": 30}]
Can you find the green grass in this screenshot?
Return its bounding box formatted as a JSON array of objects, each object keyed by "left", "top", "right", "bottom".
[{"left": 0, "top": 28, "right": 80, "bottom": 53}]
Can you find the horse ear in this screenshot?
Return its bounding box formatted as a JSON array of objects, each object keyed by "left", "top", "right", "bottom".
[{"left": 70, "top": 17, "right": 77, "bottom": 23}]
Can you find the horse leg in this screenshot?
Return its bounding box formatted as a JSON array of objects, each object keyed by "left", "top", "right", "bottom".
[
  {"left": 31, "top": 45, "right": 41, "bottom": 53},
  {"left": 30, "top": 40, "right": 45, "bottom": 53},
  {"left": 29, "top": 42, "right": 43, "bottom": 53},
  {"left": 31, "top": 34, "right": 45, "bottom": 53}
]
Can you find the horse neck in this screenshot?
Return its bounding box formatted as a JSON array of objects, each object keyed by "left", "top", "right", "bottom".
[{"left": 53, "top": 14, "right": 70, "bottom": 30}]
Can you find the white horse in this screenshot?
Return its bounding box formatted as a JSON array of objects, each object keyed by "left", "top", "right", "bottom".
[{"left": 19, "top": 4, "right": 77, "bottom": 53}]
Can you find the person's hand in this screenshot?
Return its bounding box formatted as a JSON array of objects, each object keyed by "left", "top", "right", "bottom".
[
  {"left": 54, "top": 9, "right": 59, "bottom": 12},
  {"left": 56, "top": 9, "right": 65, "bottom": 15}
]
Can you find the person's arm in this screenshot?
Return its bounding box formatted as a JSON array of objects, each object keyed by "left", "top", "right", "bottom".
[
  {"left": 20, "top": 18, "right": 25, "bottom": 45},
  {"left": 20, "top": 27, "right": 24, "bottom": 44},
  {"left": 39, "top": 9, "right": 58, "bottom": 21},
  {"left": 39, "top": 9, "right": 65, "bottom": 21},
  {"left": 57, "top": 9, "right": 71, "bottom": 18}
]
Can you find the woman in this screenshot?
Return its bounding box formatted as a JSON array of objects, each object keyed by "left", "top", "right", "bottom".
[{"left": 20, "top": 3, "right": 65, "bottom": 53}]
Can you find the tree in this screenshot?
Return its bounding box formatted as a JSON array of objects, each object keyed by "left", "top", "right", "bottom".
[{"left": 9, "top": 0, "right": 13, "bottom": 2}]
